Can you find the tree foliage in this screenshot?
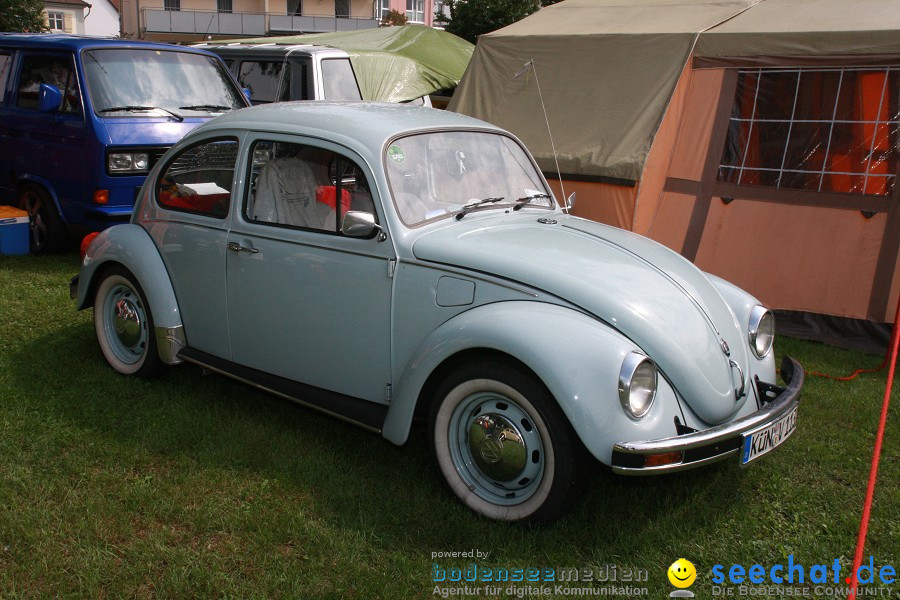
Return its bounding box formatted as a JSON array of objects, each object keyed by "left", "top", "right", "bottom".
[
  {"left": 0, "top": 0, "right": 49, "bottom": 32},
  {"left": 380, "top": 9, "right": 408, "bottom": 27},
  {"left": 442, "top": 0, "right": 540, "bottom": 44}
]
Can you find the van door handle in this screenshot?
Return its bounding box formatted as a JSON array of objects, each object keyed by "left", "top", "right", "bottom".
[{"left": 227, "top": 241, "right": 258, "bottom": 253}]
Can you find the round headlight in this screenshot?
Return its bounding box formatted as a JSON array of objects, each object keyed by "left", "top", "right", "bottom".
[
  {"left": 618, "top": 352, "right": 657, "bottom": 419},
  {"left": 748, "top": 305, "right": 775, "bottom": 358},
  {"left": 133, "top": 153, "right": 150, "bottom": 171}
]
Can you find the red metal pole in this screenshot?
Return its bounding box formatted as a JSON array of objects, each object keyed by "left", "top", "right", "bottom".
[{"left": 846, "top": 296, "right": 900, "bottom": 600}]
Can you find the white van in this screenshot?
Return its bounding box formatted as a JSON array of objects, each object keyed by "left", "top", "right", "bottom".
[{"left": 196, "top": 43, "right": 431, "bottom": 106}]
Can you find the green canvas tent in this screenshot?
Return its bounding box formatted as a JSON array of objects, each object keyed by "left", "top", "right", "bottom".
[
  {"left": 232, "top": 25, "right": 474, "bottom": 103},
  {"left": 450, "top": 0, "right": 900, "bottom": 346}
]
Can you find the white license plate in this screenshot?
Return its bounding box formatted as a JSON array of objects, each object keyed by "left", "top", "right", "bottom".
[{"left": 740, "top": 407, "right": 798, "bottom": 465}]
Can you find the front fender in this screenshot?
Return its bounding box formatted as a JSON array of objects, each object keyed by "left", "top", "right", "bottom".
[
  {"left": 75, "top": 224, "right": 184, "bottom": 364},
  {"left": 382, "top": 301, "right": 685, "bottom": 464}
]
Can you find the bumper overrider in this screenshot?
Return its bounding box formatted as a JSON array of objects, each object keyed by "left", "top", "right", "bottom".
[{"left": 611, "top": 356, "right": 803, "bottom": 474}]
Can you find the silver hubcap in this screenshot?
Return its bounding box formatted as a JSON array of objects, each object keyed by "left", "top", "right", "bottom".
[
  {"left": 447, "top": 388, "right": 546, "bottom": 506},
  {"left": 468, "top": 414, "right": 526, "bottom": 481},
  {"left": 102, "top": 282, "right": 148, "bottom": 366},
  {"left": 114, "top": 298, "right": 142, "bottom": 348}
]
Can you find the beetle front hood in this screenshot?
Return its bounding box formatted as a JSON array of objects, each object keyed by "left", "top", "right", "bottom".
[{"left": 412, "top": 213, "right": 752, "bottom": 425}]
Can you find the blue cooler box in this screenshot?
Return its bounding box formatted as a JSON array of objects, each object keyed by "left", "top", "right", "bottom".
[{"left": 0, "top": 206, "right": 30, "bottom": 255}]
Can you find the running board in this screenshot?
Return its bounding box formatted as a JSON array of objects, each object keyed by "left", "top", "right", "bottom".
[{"left": 177, "top": 347, "right": 388, "bottom": 434}]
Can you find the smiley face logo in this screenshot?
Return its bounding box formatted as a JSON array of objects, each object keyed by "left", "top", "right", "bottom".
[{"left": 667, "top": 558, "right": 697, "bottom": 588}]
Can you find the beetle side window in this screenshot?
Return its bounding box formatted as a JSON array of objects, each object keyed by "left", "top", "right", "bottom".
[
  {"left": 16, "top": 54, "right": 80, "bottom": 114},
  {"left": 245, "top": 139, "right": 374, "bottom": 233},
  {"left": 156, "top": 138, "right": 238, "bottom": 218}
]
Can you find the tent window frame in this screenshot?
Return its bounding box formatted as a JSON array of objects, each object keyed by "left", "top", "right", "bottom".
[{"left": 718, "top": 66, "right": 900, "bottom": 198}]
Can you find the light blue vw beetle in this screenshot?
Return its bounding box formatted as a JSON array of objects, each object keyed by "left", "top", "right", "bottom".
[{"left": 72, "top": 103, "right": 803, "bottom": 522}]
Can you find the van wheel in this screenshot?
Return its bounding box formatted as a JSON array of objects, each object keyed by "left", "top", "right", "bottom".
[{"left": 18, "top": 184, "right": 67, "bottom": 254}]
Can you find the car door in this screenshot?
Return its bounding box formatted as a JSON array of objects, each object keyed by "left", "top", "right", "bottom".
[
  {"left": 148, "top": 135, "right": 240, "bottom": 357},
  {"left": 225, "top": 134, "right": 394, "bottom": 403},
  {"left": 4, "top": 50, "right": 87, "bottom": 221},
  {"left": 0, "top": 49, "right": 15, "bottom": 201}
]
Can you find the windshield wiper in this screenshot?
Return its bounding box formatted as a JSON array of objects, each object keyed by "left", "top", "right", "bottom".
[
  {"left": 513, "top": 193, "right": 552, "bottom": 211},
  {"left": 455, "top": 197, "right": 505, "bottom": 220},
  {"left": 99, "top": 105, "right": 184, "bottom": 122},
  {"left": 179, "top": 104, "right": 233, "bottom": 112}
]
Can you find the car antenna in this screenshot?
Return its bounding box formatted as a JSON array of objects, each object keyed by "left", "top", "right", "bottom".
[{"left": 513, "top": 59, "right": 572, "bottom": 213}]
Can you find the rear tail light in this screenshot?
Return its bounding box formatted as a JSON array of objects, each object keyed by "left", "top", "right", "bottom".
[{"left": 80, "top": 232, "right": 100, "bottom": 259}]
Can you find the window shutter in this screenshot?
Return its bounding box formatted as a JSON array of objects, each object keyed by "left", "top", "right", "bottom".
[{"left": 63, "top": 13, "right": 74, "bottom": 33}]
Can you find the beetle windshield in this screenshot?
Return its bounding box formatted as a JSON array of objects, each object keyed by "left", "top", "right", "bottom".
[
  {"left": 82, "top": 49, "right": 245, "bottom": 117},
  {"left": 385, "top": 130, "right": 553, "bottom": 226}
]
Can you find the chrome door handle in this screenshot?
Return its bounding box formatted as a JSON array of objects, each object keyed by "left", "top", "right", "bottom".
[{"left": 227, "top": 241, "right": 258, "bottom": 253}]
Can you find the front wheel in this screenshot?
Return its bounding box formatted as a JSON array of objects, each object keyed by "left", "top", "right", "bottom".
[
  {"left": 429, "top": 361, "right": 584, "bottom": 522},
  {"left": 93, "top": 267, "right": 161, "bottom": 377},
  {"left": 18, "top": 184, "right": 67, "bottom": 254}
]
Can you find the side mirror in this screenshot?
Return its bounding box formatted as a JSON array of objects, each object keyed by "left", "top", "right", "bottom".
[
  {"left": 242, "top": 87, "right": 252, "bottom": 103},
  {"left": 38, "top": 83, "right": 63, "bottom": 113},
  {"left": 564, "top": 191, "right": 576, "bottom": 213},
  {"left": 341, "top": 210, "right": 386, "bottom": 241}
]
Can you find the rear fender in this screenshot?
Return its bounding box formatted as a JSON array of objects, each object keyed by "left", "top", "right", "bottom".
[{"left": 75, "top": 224, "right": 184, "bottom": 365}]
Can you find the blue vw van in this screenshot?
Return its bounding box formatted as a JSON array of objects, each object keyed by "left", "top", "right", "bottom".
[{"left": 0, "top": 34, "right": 249, "bottom": 252}]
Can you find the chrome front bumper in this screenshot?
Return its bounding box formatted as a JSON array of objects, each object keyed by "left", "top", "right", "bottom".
[{"left": 610, "top": 356, "right": 803, "bottom": 475}]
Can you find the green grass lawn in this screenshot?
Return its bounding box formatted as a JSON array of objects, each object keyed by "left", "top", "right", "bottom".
[{"left": 0, "top": 254, "right": 897, "bottom": 598}]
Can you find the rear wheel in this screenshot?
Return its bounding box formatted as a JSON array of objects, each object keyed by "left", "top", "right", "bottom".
[
  {"left": 18, "top": 184, "right": 67, "bottom": 254},
  {"left": 429, "top": 361, "right": 584, "bottom": 522},
  {"left": 93, "top": 267, "right": 161, "bottom": 377}
]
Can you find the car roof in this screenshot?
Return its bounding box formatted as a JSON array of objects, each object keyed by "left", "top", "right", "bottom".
[
  {"left": 0, "top": 33, "right": 217, "bottom": 54},
  {"left": 194, "top": 43, "right": 347, "bottom": 57},
  {"left": 191, "top": 102, "right": 504, "bottom": 147}
]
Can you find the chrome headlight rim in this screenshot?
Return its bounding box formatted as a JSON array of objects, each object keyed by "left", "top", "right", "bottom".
[
  {"left": 617, "top": 352, "right": 658, "bottom": 420},
  {"left": 748, "top": 305, "right": 775, "bottom": 359}
]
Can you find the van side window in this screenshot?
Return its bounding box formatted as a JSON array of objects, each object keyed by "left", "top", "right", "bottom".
[
  {"left": 156, "top": 138, "right": 238, "bottom": 218},
  {"left": 17, "top": 54, "right": 80, "bottom": 114},
  {"left": 237, "top": 61, "right": 290, "bottom": 103},
  {"left": 245, "top": 139, "right": 375, "bottom": 233},
  {"left": 0, "top": 53, "right": 12, "bottom": 103},
  {"left": 321, "top": 58, "right": 361, "bottom": 101}
]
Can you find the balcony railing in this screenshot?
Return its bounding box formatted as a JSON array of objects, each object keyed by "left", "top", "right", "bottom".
[{"left": 142, "top": 8, "right": 379, "bottom": 36}]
